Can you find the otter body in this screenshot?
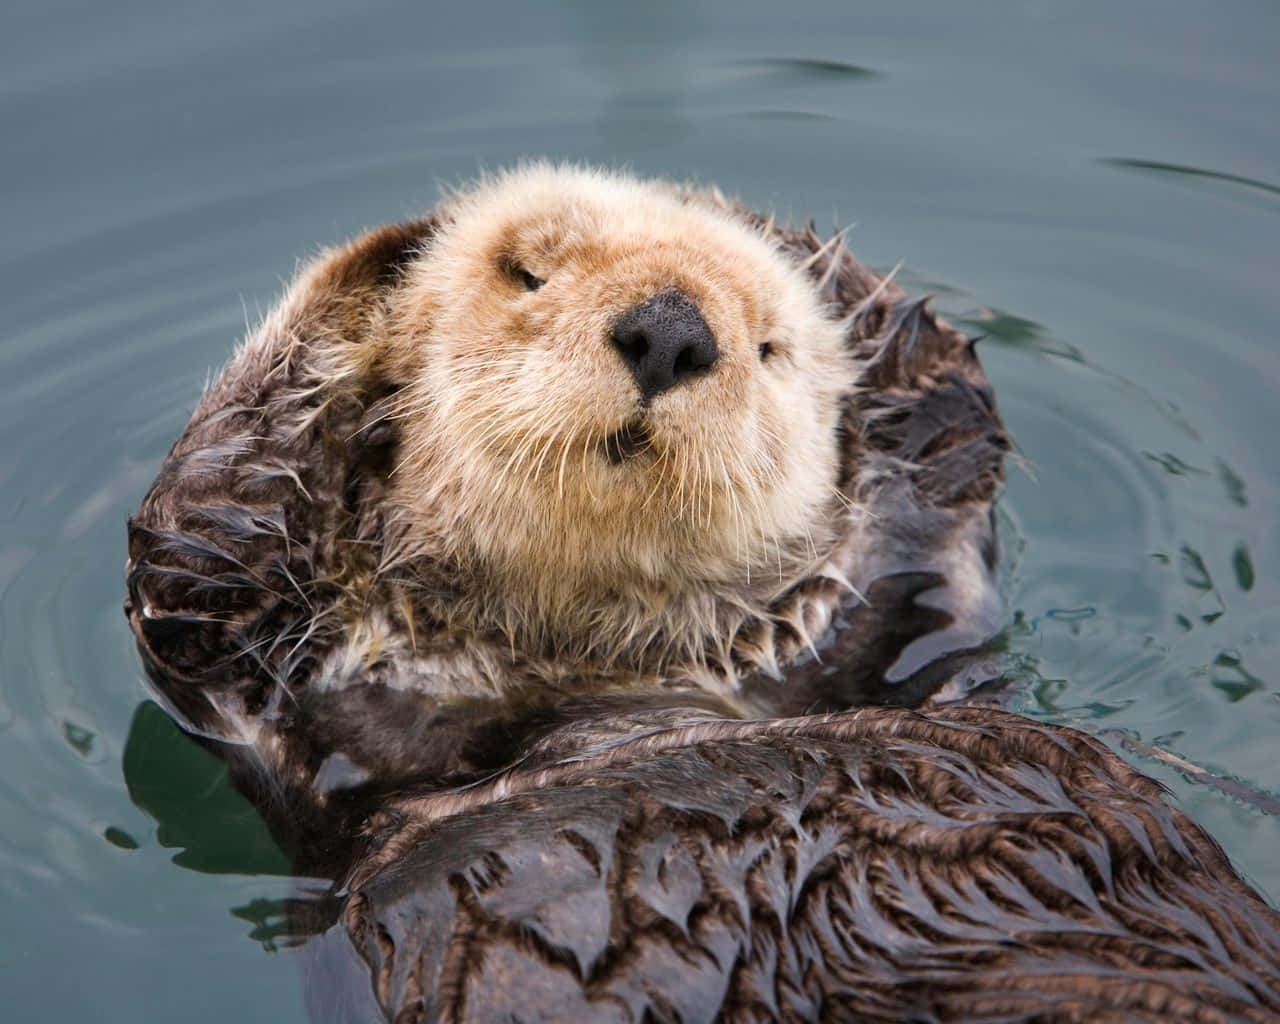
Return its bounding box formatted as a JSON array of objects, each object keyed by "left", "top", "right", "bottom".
[
  {"left": 334, "top": 706, "right": 1280, "bottom": 1024},
  {"left": 126, "top": 166, "right": 1005, "bottom": 804},
  {"left": 125, "top": 166, "right": 1280, "bottom": 1022}
]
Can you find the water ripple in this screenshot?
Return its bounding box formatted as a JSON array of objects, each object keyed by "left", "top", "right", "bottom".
[
  {"left": 1101, "top": 157, "right": 1280, "bottom": 209},
  {"left": 726, "top": 56, "right": 880, "bottom": 81}
]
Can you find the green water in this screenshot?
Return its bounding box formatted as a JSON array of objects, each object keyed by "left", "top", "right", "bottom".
[{"left": 2, "top": 1, "right": 1277, "bottom": 1018}]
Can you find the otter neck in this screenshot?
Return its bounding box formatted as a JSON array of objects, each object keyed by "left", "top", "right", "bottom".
[
  {"left": 379, "top": 393, "right": 850, "bottom": 685},
  {"left": 387, "top": 498, "right": 844, "bottom": 684}
]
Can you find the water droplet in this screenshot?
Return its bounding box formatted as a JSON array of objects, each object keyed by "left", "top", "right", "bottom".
[
  {"left": 63, "top": 721, "right": 94, "bottom": 757},
  {"left": 1217, "top": 459, "right": 1248, "bottom": 507},
  {"left": 1232, "top": 543, "right": 1255, "bottom": 592},
  {"left": 103, "top": 826, "right": 139, "bottom": 850},
  {"left": 1210, "top": 650, "right": 1264, "bottom": 703},
  {"left": 1179, "top": 545, "right": 1213, "bottom": 591}
]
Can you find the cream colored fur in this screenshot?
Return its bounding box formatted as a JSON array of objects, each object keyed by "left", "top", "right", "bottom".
[{"left": 361, "top": 164, "right": 854, "bottom": 680}]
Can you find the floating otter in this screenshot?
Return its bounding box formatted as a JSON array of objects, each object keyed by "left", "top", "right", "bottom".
[{"left": 125, "top": 166, "right": 1280, "bottom": 1021}]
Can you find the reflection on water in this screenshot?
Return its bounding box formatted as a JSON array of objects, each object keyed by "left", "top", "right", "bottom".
[
  {"left": 122, "top": 703, "right": 290, "bottom": 877},
  {"left": 1, "top": 0, "right": 1278, "bottom": 1020}
]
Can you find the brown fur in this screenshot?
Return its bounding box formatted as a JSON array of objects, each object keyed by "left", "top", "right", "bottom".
[
  {"left": 135, "top": 167, "right": 1280, "bottom": 1024},
  {"left": 125, "top": 163, "right": 1008, "bottom": 770},
  {"left": 338, "top": 706, "right": 1280, "bottom": 1024}
]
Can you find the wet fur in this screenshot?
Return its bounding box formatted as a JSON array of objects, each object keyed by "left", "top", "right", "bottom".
[
  {"left": 338, "top": 706, "right": 1280, "bottom": 1023},
  {"left": 122, "top": 167, "right": 1280, "bottom": 1021},
  {"left": 125, "top": 165, "right": 1007, "bottom": 794},
  {"left": 377, "top": 169, "right": 855, "bottom": 679}
]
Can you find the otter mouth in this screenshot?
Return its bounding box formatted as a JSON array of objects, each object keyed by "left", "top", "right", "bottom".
[{"left": 603, "top": 421, "right": 652, "bottom": 464}]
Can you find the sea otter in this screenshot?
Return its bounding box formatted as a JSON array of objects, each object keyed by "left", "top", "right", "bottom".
[{"left": 125, "top": 165, "right": 1280, "bottom": 1021}]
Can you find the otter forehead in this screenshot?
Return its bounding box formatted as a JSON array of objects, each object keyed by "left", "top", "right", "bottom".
[
  {"left": 438, "top": 164, "right": 778, "bottom": 259},
  {"left": 422, "top": 164, "right": 807, "bottom": 327}
]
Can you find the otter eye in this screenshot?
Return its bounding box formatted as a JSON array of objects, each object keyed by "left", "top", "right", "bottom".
[
  {"left": 518, "top": 268, "right": 545, "bottom": 291},
  {"left": 758, "top": 341, "right": 777, "bottom": 362}
]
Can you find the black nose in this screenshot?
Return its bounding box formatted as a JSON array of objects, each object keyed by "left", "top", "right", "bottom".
[{"left": 610, "top": 289, "right": 719, "bottom": 401}]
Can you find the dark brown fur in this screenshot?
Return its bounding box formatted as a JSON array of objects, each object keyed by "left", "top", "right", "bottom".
[
  {"left": 125, "top": 204, "right": 1008, "bottom": 829},
  {"left": 336, "top": 706, "right": 1280, "bottom": 1024},
  {"left": 124, "top": 190, "right": 1280, "bottom": 1022}
]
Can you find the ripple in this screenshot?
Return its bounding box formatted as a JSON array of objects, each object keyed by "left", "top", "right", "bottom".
[
  {"left": 726, "top": 56, "right": 881, "bottom": 81},
  {"left": 1100, "top": 157, "right": 1280, "bottom": 208},
  {"left": 1, "top": 6, "right": 1278, "bottom": 1007},
  {"left": 954, "top": 304, "right": 1205, "bottom": 441},
  {"left": 732, "top": 108, "right": 842, "bottom": 123},
  {"left": 935, "top": 285, "right": 1280, "bottom": 903},
  {"left": 0, "top": 180, "right": 303, "bottom": 981}
]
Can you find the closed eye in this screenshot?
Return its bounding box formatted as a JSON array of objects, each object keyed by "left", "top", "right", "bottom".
[{"left": 498, "top": 252, "right": 546, "bottom": 292}]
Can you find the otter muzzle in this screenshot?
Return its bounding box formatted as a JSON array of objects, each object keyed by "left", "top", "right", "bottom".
[{"left": 610, "top": 288, "right": 719, "bottom": 402}]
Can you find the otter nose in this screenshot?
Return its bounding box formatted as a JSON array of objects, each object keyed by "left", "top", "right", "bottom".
[{"left": 610, "top": 289, "right": 719, "bottom": 401}]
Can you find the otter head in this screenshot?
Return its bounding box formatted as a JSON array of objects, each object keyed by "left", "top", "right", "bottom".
[{"left": 380, "top": 165, "right": 853, "bottom": 669}]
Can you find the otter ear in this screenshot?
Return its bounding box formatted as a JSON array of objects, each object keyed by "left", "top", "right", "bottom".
[
  {"left": 309, "top": 217, "right": 438, "bottom": 300},
  {"left": 290, "top": 217, "right": 440, "bottom": 388}
]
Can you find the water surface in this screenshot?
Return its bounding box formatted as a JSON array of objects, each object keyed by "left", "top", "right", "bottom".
[{"left": 2, "top": 1, "right": 1278, "bottom": 1019}]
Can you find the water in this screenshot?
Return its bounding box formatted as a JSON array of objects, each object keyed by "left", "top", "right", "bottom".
[{"left": 2, "top": 1, "right": 1277, "bottom": 1018}]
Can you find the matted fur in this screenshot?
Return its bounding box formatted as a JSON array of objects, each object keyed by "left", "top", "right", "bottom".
[
  {"left": 125, "top": 166, "right": 1280, "bottom": 1023},
  {"left": 336, "top": 706, "right": 1280, "bottom": 1024},
  {"left": 126, "top": 162, "right": 1008, "bottom": 772}
]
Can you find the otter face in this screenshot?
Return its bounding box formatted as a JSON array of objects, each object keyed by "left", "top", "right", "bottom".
[{"left": 383, "top": 165, "right": 852, "bottom": 640}]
